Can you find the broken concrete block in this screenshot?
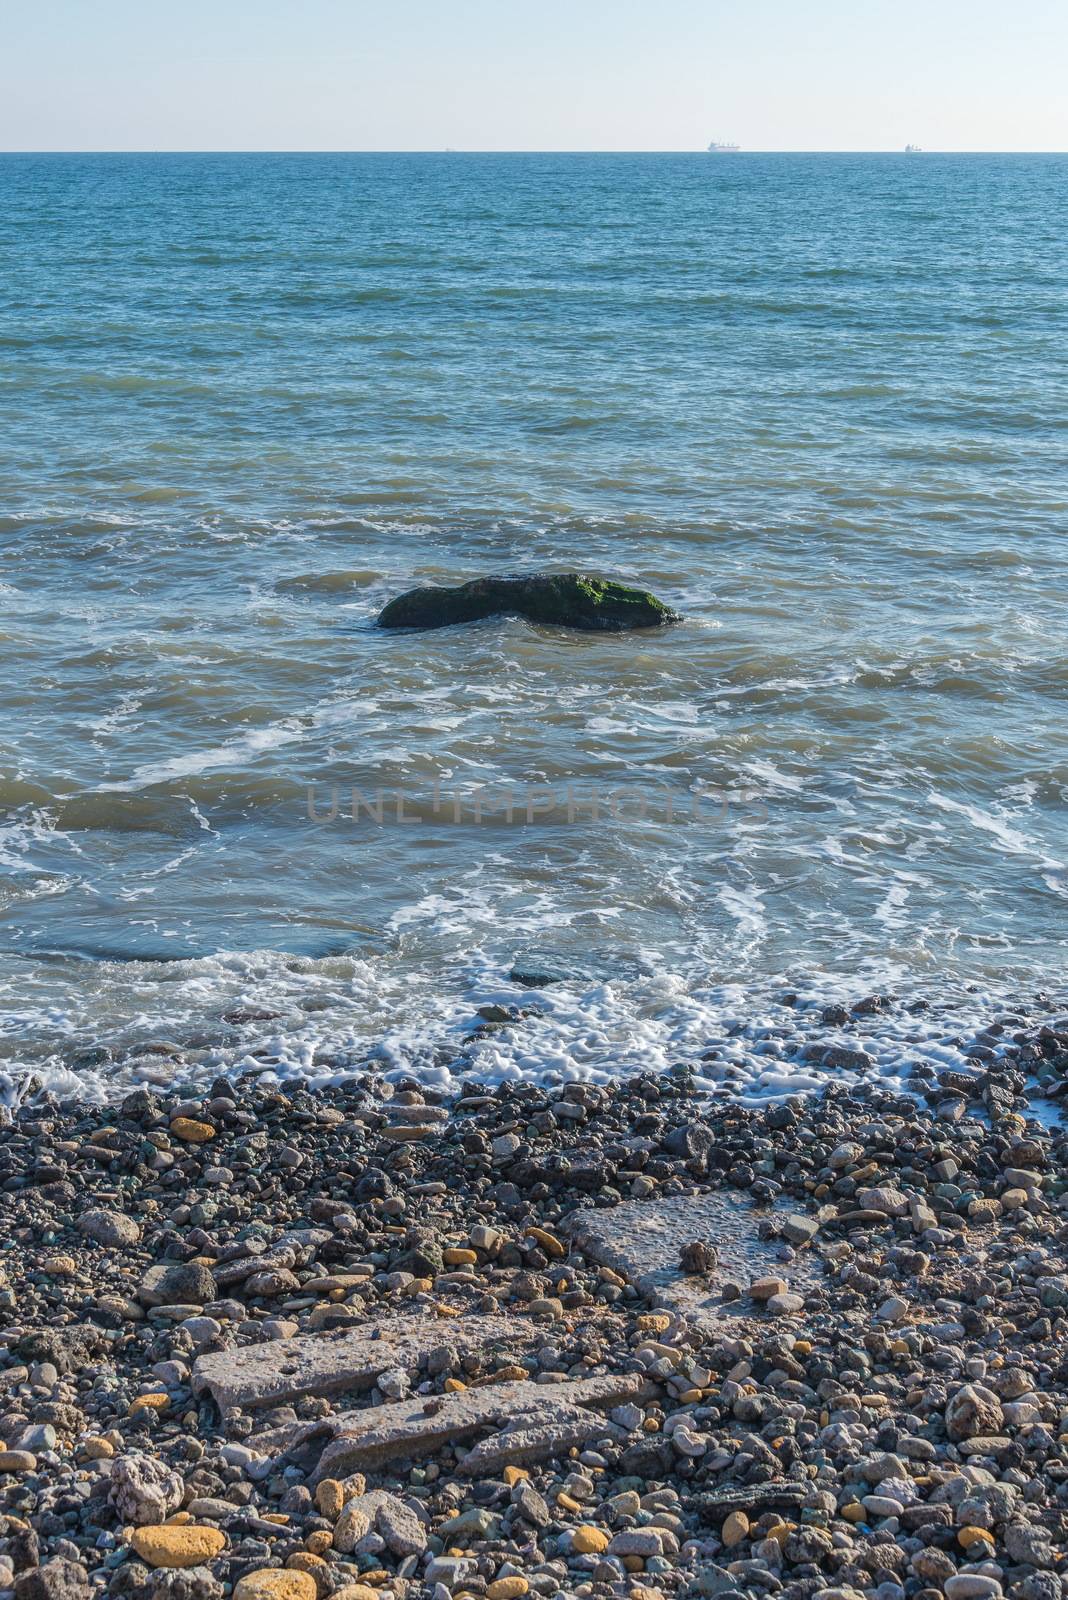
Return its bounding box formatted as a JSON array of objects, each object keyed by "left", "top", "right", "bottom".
[
  {"left": 567, "top": 1191, "right": 820, "bottom": 1330},
  {"left": 331, "top": 1372, "right": 644, "bottom": 1480},
  {"left": 192, "top": 1312, "right": 534, "bottom": 1414},
  {"left": 249, "top": 1371, "right": 649, "bottom": 1481},
  {"left": 455, "top": 1400, "right": 624, "bottom": 1477}
]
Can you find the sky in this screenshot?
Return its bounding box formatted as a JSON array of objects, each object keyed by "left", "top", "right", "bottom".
[{"left": 2, "top": 0, "right": 1066, "bottom": 153}]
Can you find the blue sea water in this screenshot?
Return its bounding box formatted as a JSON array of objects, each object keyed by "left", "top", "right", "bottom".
[{"left": 1, "top": 152, "right": 1067, "bottom": 1100}]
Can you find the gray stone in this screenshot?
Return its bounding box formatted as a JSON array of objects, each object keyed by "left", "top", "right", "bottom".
[
  {"left": 147, "top": 1570, "right": 224, "bottom": 1600},
  {"left": 438, "top": 1507, "right": 498, "bottom": 1541},
  {"left": 1004, "top": 1524, "right": 1055, "bottom": 1568},
  {"left": 944, "top": 1579, "right": 1003, "bottom": 1600},
  {"left": 782, "top": 1215, "right": 819, "bottom": 1246},
  {"left": 609, "top": 1528, "right": 673, "bottom": 1557},
  {"left": 109, "top": 1452, "right": 184, "bottom": 1525},
  {"left": 424, "top": 1556, "right": 476, "bottom": 1588},
  {"left": 513, "top": 1481, "right": 550, "bottom": 1527},
  {"left": 15, "top": 1561, "right": 89, "bottom": 1600},
  {"left": 373, "top": 1493, "right": 427, "bottom": 1557},
  {"left": 945, "top": 1384, "right": 1004, "bottom": 1442},
  {"left": 856, "top": 1186, "right": 909, "bottom": 1217},
  {"left": 139, "top": 1263, "right": 217, "bottom": 1308},
  {"left": 78, "top": 1208, "right": 141, "bottom": 1247}
]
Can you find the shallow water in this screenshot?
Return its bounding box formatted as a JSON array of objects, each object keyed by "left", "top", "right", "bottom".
[{"left": 2, "top": 152, "right": 1067, "bottom": 1099}]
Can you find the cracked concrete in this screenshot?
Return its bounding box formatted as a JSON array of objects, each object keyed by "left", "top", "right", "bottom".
[
  {"left": 192, "top": 1312, "right": 536, "bottom": 1414},
  {"left": 246, "top": 1371, "right": 650, "bottom": 1479},
  {"left": 566, "top": 1189, "right": 821, "bottom": 1329}
]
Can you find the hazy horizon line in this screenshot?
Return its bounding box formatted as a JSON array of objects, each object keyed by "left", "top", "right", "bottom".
[{"left": 2, "top": 147, "right": 1066, "bottom": 157}]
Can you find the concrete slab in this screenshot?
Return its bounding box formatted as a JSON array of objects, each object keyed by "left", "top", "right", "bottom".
[
  {"left": 248, "top": 1371, "right": 649, "bottom": 1479},
  {"left": 192, "top": 1312, "right": 535, "bottom": 1414},
  {"left": 566, "top": 1190, "right": 821, "bottom": 1330}
]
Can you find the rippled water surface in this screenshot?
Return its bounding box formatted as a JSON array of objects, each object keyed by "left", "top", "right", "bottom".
[{"left": 2, "top": 152, "right": 1067, "bottom": 1098}]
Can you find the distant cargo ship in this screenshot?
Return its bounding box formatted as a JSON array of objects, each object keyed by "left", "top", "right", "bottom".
[
  {"left": 905, "top": 143, "right": 923, "bottom": 153},
  {"left": 707, "top": 140, "right": 740, "bottom": 152}
]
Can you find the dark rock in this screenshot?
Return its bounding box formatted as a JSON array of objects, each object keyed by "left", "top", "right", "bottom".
[
  {"left": 15, "top": 1328, "right": 104, "bottom": 1376},
  {"left": 679, "top": 1240, "right": 719, "bottom": 1276},
  {"left": 148, "top": 1571, "right": 224, "bottom": 1600},
  {"left": 620, "top": 1438, "right": 675, "bottom": 1476},
  {"left": 9, "top": 1531, "right": 41, "bottom": 1573},
  {"left": 139, "top": 1262, "right": 218, "bottom": 1307},
  {"left": 377, "top": 572, "right": 681, "bottom": 633},
  {"left": 662, "top": 1122, "right": 715, "bottom": 1161},
  {"left": 15, "top": 1560, "right": 90, "bottom": 1600},
  {"left": 507, "top": 964, "right": 560, "bottom": 988}
]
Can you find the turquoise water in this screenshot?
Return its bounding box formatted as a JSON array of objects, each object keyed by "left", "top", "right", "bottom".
[{"left": 2, "top": 153, "right": 1067, "bottom": 1098}]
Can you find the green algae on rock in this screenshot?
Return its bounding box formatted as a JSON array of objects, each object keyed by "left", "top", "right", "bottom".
[{"left": 376, "top": 573, "right": 680, "bottom": 632}]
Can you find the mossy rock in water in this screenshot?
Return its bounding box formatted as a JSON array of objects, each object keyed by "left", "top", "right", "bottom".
[{"left": 377, "top": 573, "right": 680, "bottom": 632}]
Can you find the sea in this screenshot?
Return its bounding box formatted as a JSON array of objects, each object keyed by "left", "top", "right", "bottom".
[{"left": 1, "top": 151, "right": 1067, "bottom": 1104}]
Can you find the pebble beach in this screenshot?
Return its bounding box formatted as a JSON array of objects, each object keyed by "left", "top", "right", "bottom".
[{"left": 3, "top": 997, "right": 1068, "bottom": 1600}]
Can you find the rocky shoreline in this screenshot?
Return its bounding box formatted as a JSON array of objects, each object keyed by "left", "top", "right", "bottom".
[{"left": 3, "top": 1008, "right": 1068, "bottom": 1600}]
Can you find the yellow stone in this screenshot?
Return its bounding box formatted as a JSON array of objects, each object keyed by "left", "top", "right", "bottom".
[
  {"left": 43, "top": 1256, "right": 77, "bottom": 1276},
  {"left": 444, "top": 1378, "right": 467, "bottom": 1392},
  {"left": 637, "top": 1313, "right": 673, "bottom": 1334},
  {"left": 79, "top": 1437, "right": 115, "bottom": 1460},
  {"left": 722, "top": 1511, "right": 749, "bottom": 1548},
  {"left": 841, "top": 1504, "right": 865, "bottom": 1523},
  {"left": 305, "top": 1531, "right": 332, "bottom": 1555},
  {"left": 678, "top": 1387, "right": 704, "bottom": 1404},
  {"left": 959, "top": 1527, "right": 996, "bottom": 1550},
  {"left": 443, "top": 1248, "right": 478, "bottom": 1266},
  {"left": 642, "top": 1417, "right": 660, "bottom": 1433},
  {"left": 261, "top": 1513, "right": 289, "bottom": 1524},
  {"left": 492, "top": 1365, "right": 528, "bottom": 1383},
  {"left": 621, "top": 1555, "right": 645, "bottom": 1573},
  {"left": 315, "top": 1479, "right": 345, "bottom": 1520},
  {"left": 331, "top": 1589, "right": 378, "bottom": 1600},
  {"left": 129, "top": 1394, "right": 169, "bottom": 1415},
  {"left": 171, "top": 1117, "right": 215, "bottom": 1143},
  {"left": 487, "top": 1581, "right": 528, "bottom": 1600},
  {"left": 234, "top": 1573, "right": 318, "bottom": 1600},
  {"left": 793, "top": 1340, "right": 812, "bottom": 1354},
  {"left": 130, "top": 1526, "right": 226, "bottom": 1569},
  {"left": 502, "top": 1466, "right": 529, "bottom": 1486},
  {"left": 571, "top": 1526, "right": 609, "bottom": 1555},
  {"left": 768, "top": 1522, "right": 795, "bottom": 1547},
  {"left": 556, "top": 1491, "right": 583, "bottom": 1513},
  {"left": 525, "top": 1226, "right": 565, "bottom": 1259},
  {"left": 286, "top": 1553, "right": 325, "bottom": 1575}
]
